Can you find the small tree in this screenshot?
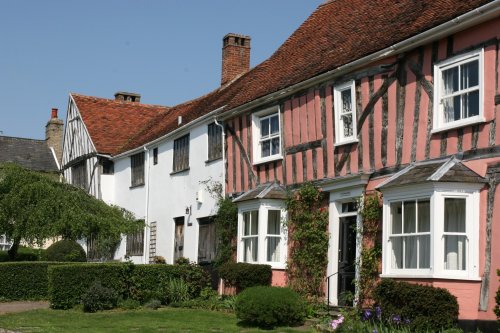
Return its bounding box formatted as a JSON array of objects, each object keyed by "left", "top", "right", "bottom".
[{"left": 0, "top": 163, "right": 142, "bottom": 259}]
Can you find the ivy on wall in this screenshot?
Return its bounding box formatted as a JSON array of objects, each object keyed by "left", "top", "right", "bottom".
[
  {"left": 285, "top": 183, "right": 329, "bottom": 299},
  {"left": 356, "top": 193, "right": 382, "bottom": 306}
]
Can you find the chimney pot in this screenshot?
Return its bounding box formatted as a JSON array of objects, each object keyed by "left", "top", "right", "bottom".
[
  {"left": 221, "top": 33, "right": 251, "bottom": 86},
  {"left": 114, "top": 92, "right": 141, "bottom": 103},
  {"left": 51, "top": 108, "right": 58, "bottom": 119}
]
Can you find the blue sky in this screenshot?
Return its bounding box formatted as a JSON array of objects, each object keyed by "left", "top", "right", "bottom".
[{"left": 0, "top": 1, "right": 323, "bottom": 139}]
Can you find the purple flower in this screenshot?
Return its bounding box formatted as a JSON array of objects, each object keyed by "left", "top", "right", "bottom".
[
  {"left": 362, "top": 309, "right": 373, "bottom": 321},
  {"left": 375, "top": 306, "right": 382, "bottom": 320},
  {"left": 392, "top": 314, "right": 401, "bottom": 325},
  {"left": 404, "top": 318, "right": 411, "bottom": 325},
  {"left": 372, "top": 330, "right": 378, "bottom": 333},
  {"left": 330, "top": 315, "right": 344, "bottom": 330}
]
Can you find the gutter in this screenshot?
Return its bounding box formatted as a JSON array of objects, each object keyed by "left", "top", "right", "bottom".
[
  {"left": 112, "top": 105, "right": 226, "bottom": 159},
  {"left": 221, "top": 0, "right": 500, "bottom": 119},
  {"left": 143, "top": 145, "right": 150, "bottom": 264}
]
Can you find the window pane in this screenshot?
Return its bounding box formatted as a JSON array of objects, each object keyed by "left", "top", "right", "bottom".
[
  {"left": 442, "top": 67, "right": 459, "bottom": 94},
  {"left": 404, "top": 236, "right": 417, "bottom": 269},
  {"left": 444, "top": 198, "right": 466, "bottom": 233},
  {"left": 391, "top": 202, "right": 402, "bottom": 234},
  {"left": 250, "top": 211, "right": 258, "bottom": 234},
  {"left": 443, "top": 95, "right": 462, "bottom": 123},
  {"left": 391, "top": 237, "right": 403, "bottom": 269},
  {"left": 271, "top": 137, "right": 280, "bottom": 155},
  {"left": 261, "top": 140, "right": 270, "bottom": 157},
  {"left": 243, "top": 238, "right": 258, "bottom": 262},
  {"left": 270, "top": 115, "right": 279, "bottom": 135},
  {"left": 342, "top": 114, "right": 353, "bottom": 138},
  {"left": 461, "top": 60, "right": 479, "bottom": 88},
  {"left": 464, "top": 90, "right": 479, "bottom": 118},
  {"left": 342, "top": 202, "right": 358, "bottom": 213},
  {"left": 341, "top": 89, "right": 352, "bottom": 113},
  {"left": 267, "top": 236, "right": 280, "bottom": 262},
  {"left": 418, "top": 200, "right": 430, "bottom": 232},
  {"left": 444, "top": 235, "right": 466, "bottom": 270},
  {"left": 267, "top": 210, "right": 280, "bottom": 235},
  {"left": 243, "top": 211, "right": 258, "bottom": 236},
  {"left": 419, "top": 234, "right": 430, "bottom": 269},
  {"left": 403, "top": 201, "right": 416, "bottom": 233},
  {"left": 261, "top": 118, "right": 269, "bottom": 137}
]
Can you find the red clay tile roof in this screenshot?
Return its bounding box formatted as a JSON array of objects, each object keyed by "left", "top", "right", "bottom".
[
  {"left": 81, "top": 0, "right": 494, "bottom": 155},
  {"left": 71, "top": 94, "right": 168, "bottom": 155}
]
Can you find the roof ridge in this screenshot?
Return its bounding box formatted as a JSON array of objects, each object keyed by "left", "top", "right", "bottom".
[
  {"left": 0, "top": 135, "right": 46, "bottom": 143},
  {"left": 71, "top": 93, "right": 170, "bottom": 109}
]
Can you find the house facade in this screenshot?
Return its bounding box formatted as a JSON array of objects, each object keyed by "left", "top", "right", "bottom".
[
  {"left": 61, "top": 0, "right": 500, "bottom": 326},
  {"left": 217, "top": 0, "right": 500, "bottom": 326}
]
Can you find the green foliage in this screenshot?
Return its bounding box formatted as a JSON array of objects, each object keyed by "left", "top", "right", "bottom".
[
  {"left": 285, "top": 183, "right": 329, "bottom": 298},
  {"left": 213, "top": 197, "right": 238, "bottom": 267},
  {"left": 48, "top": 262, "right": 210, "bottom": 309},
  {"left": 0, "top": 262, "right": 64, "bottom": 300},
  {"left": 118, "top": 298, "right": 141, "bottom": 310},
  {"left": 218, "top": 262, "right": 272, "bottom": 291},
  {"left": 235, "top": 286, "right": 306, "bottom": 328},
  {"left": 373, "top": 279, "right": 459, "bottom": 332},
  {"left": 0, "top": 163, "right": 142, "bottom": 259},
  {"left": 144, "top": 299, "right": 162, "bottom": 310},
  {"left": 81, "top": 281, "right": 118, "bottom": 313},
  {"left": 46, "top": 240, "right": 86, "bottom": 262},
  {"left": 0, "top": 247, "right": 46, "bottom": 262},
  {"left": 165, "top": 278, "right": 190, "bottom": 304}
]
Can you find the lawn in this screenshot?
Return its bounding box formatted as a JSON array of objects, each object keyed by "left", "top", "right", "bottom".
[{"left": 0, "top": 307, "right": 315, "bottom": 333}]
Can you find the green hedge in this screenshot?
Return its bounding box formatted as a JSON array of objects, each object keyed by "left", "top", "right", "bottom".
[
  {"left": 46, "top": 240, "right": 86, "bottom": 262},
  {"left": 373, "top": 279, "right": 459, "bottom": 332},
  {"left": 0, "top": 262, "right": 63, "bottom": 300},
  {"left": 0, "top": 247, "right": 47, "bottom": 262},
  {"left": 48, "top": 262, "right": 210, "bottom": 309},
  {"left": 235, "top": 286, "right": 306, "bottom": 328},
  {"left": 218, "top": 262, "right": 272, "bottom": 291}
]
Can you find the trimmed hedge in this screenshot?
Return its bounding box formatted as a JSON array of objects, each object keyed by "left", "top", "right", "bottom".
[
  {"left": 48, "top": 262, "right": 210, "bottom": 309},
  {"left": 0, "top": 247, "right": 46, "bottom": 262},
  {"left": 373, "top": 279, "right": 459, "bottom": 332},
  {"left": 46, "top": 240, "right": 86, "bottom": 262},
  {"left": 235, "top": 286, "right": 306, "bottom": 328},
  {"left": 0, "top": 262, "right": 63, "bottom": 300},
  {"left": 218, "top": 262, "right": 272, "bottom": 291}
]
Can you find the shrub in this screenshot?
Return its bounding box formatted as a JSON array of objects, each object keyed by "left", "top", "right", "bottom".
[
  {"left": 218, "top": 262, "right": 272, "bottom": 291},
  {"left": 46, "top": 240, "right": 86, "bottom": 262},
  {"left": 118, "top": 298, "right": 141, "bottom": 310},
  {"left": 81, "top": 281, "right": 118, "bottom": 313},
  {"left": 48, "top": 262, "right": 210, "bottom": 309},
  {"left": 0, "top": 262, "right": 64, "bottom": 300},
  {"left": 0, "top": 247, "right": 46, "bottom": 262},
  {"left": 165, "top": 278, "right": 190, "bottom": 304},
  {"left": 373, "top": 279, "right": 459, "bottom": 332},
  {"left": 235, "top": 286, "right": 306, "bottom": 328},
  {"left": 144, "top": 299, "right": 162, "bottom": 310}
]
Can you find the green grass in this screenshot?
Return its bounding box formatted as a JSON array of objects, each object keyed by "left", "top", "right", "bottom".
[{"left": 0, "top": 307, "right": 314, "bottom": 333}]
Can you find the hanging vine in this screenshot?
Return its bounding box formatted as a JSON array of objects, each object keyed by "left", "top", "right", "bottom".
[
  {"left": 285, "top": 182, "right": 329, "bottom": 299},
  {"left": 356, "top": 192, "right": 382, "bottom": 306}
]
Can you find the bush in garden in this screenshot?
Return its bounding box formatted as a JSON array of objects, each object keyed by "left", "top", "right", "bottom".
[
  {"left": 46, "top": 239, "right": 86, "bottom": 262},
  {"left": 81, "top": 281, "right": 118, "bottom": 313},
  {"left": 0, "top": 247, "right": 46, "bottom": 262},
  {"left": 218, "top": 262, "right": 272, "bottom": 291},
  {"left": 373, "top": 279, "right": 459, "bottom": 332},
  {"left": 165, "top": 278, "right": 190, "bottom": 304},
  {"left": 235, "top": 286, "right": 306, "bottom": 328},
  {"left": 144, "top": 299, "right": 162, "bottom": 310},
  {"left": 118, "top": 298, "right": 141, "bottom": 310}
]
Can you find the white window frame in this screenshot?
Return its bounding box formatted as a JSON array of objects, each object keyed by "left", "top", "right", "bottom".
[
  {"left": 334, "top": 80, "right": 358, "bottom": 146},
  {"left": 432, "top": 49, "right": 484, "bottom": 133},
  {"left": 237, "top": 200, "right": 287, "bottom": 269},
  {"left": 381, "top": 182, "right": 481, "bottom": 281},
  {"left": 252, "top": 106, "right": 282, "bottom": 165}
]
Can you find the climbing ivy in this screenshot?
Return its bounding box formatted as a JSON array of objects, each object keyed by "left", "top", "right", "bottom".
[
  {"left": 356, "top": 193, "right": 382, "bottom": 306},
  {"left": 285, "top": 183, "right": 329, "bottom": 298}
]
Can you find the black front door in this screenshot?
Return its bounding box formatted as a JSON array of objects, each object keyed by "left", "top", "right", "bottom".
[{"left": 338, "top": 215, "right": 357, "bottom": 306}]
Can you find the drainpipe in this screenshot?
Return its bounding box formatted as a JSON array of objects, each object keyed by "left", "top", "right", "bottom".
[
  {"left": 143, "top": 145, "right": 151, "bottom": 264},
  {"left": 214, "top": 117, "right": 226, "bottom": 198}
]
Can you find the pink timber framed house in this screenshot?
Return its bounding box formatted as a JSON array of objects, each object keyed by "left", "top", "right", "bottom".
[{"left": 213, "top": 0, "right": 500, "bottom": 328}]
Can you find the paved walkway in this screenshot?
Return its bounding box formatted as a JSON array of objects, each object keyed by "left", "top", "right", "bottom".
[{"left": 0, "top": 301, "right": 49, "bottom": 315}]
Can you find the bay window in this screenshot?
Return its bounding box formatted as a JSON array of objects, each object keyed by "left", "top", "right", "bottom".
[
  {"left": 238, "top": 201, "right": 287, "bottom": 268},
  {"left": 382, "top": 183, "right": 480, "bottom": 280}
]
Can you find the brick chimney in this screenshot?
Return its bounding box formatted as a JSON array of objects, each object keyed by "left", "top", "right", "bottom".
[
  {"left": 45, "top": 108, "right": 64, "bottom": 166},
  {"left": 221, "top": 33, "right": 251, "bottom": 86},
  {"left": 114, "top": 91, "right": 141, "bottom": 102}
]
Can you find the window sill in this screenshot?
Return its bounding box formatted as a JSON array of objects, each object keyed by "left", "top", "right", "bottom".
[
  {"left": 129, "top": 183, "right": 145, "bottom": 189},
  {"left": 380, "top": 273, "right": 481, "bottom": 281},
  {"left": 239, "top": 260, "right": 286, "bottom": 270},
  {"left": 205, "top": 157, "right": 222, "bottom": 165},
  {"left": 252, "top": 155, "right": 283, "bottom": 166},
  {"left": 170, "top": 167, "right": 190, "bottom": 176},
  {"left": 334, "top": 138, "right": 359, "bottom": 148},
  {"left": 431, "top": 116, "right": 486, "bottom": 134}
]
